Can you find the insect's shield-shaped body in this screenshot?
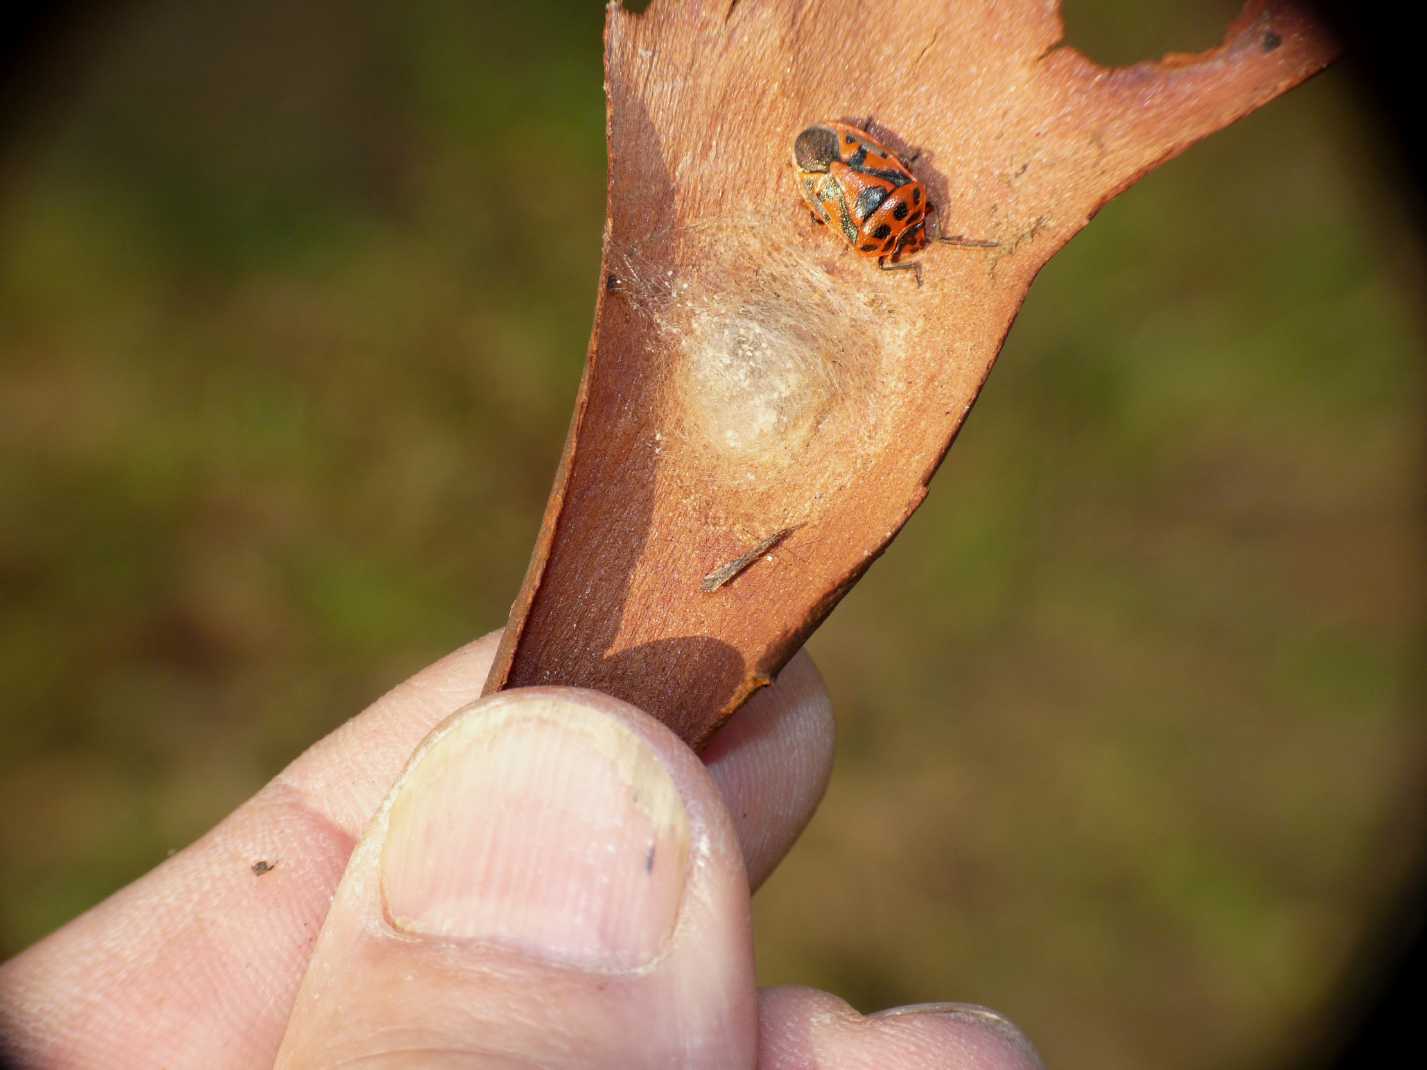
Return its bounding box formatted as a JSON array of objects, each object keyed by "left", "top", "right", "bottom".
[{"left": 793, "top": 122, "right": 931, "bottom": 266}]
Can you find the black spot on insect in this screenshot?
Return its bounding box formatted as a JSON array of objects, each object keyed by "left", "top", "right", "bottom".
[
  {"left": 893, "top": 200, "right": 909, "bottom": 221},
  {"left": 881, "top": 236, "right": 897, "bottom": 252},
  {"left": 1262, "top": 30, "right": 1281, "bottom": 51},
  {"left": 854, "top": 185, "right": 888, "bottom": 220},
  {"left": 912, "top": 187, "right": 922, "bottom": 205},
  {"left": 859, "top": 242, "right": 879, "bottom": 252},
  {"left": 794, "top": 126, "right": 840, "bottom": 171},
  {"left": 872, "top": 223, "right": 892, "bottom": 239},
  {"left": 846, "top": 145, "right": 869, "bottom": 169}
]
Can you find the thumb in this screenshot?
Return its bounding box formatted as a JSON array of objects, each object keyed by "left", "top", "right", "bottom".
[{"left": 274, "top": 687, "right": 759, "bottom": 1069}]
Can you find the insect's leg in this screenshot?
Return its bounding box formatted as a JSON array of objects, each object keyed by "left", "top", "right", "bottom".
[
  {"left": 878, "top": 257, "right": 924, "bottom": 287},
  {"left": 928, "top": 203, "right": 997, "bottom": 248}
]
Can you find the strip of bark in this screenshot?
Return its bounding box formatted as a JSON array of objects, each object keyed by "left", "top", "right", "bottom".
[{"left": 485, "top": 0, "right": 1338, "bottom": 747}]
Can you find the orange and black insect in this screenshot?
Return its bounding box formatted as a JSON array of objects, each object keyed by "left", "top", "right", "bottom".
[{"left": 792, "top": 121, "right": 995, "bottom": 276}]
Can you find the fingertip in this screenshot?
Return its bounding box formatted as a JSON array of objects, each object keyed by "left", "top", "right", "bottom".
[
  {"left": 760, "top": 987, "right": 1045, "bottom": 1070},
  {"left": 703, "top": 650, "right": 835, "bottom": 888},
  {"left": 870, "top": 1003, "right": 1046, "bottom": 1069}
]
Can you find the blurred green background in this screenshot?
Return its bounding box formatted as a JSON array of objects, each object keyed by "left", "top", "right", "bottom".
[{"left": 1, "top": 2, "right": 1421, "bottom": 1068}]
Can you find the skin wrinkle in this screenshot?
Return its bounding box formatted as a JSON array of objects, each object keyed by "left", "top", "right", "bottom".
[
  {"left": 270, "top": 636, "right": 503, "bottom": 838},
  {"left": 259, "top": 777, "right": 361, "bottom": 859},
  {"left": 328, "top": 1007, "right": 557, "bottom": 1068}
]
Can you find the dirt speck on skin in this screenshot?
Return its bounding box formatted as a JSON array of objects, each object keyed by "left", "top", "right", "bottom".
[{"left": 251, "top": 860, "right": 277, "bottom": 876}]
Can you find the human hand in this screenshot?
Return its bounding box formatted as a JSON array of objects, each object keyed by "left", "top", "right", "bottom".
[{"left": 0, "top": 632, "right": 1043, "bottom": 1068}]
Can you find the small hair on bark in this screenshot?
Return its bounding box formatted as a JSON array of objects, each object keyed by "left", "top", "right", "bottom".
[{"left": 702, "top": 527, "right": 796, "bottom": 592}]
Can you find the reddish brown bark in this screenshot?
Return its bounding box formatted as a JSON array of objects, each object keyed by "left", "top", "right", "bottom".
[{"left": 485, "top": 0, "right": 1338, "bottom": 747}]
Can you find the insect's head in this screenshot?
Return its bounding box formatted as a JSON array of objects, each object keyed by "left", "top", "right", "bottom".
[{"left": 793, "top": 125, "right": 839, "bottom": 172}]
